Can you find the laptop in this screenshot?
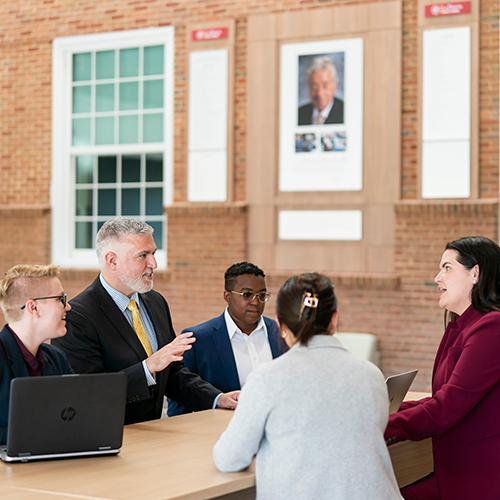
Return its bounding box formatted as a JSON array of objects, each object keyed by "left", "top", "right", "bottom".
[
  {"left": 1, "top": 372, "right": 126, "bottom": 463},
  {"left": 386, "top": 369, "right": 418, "bottom": 414}
]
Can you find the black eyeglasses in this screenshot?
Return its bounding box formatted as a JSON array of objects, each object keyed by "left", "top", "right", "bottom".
[
  {"left": 228, "top": 290, "right": 271, "bottom": 303},
  {"left": 20, "top": 293, "right": 68, "bottom": 310}
]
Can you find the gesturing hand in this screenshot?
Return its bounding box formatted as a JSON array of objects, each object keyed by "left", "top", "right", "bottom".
[
  {"left": 216, "top": 390, "right": 240, "bottom": 410},
  {"left": 145, "top": 332, "right": 195, "bottom": 374}
]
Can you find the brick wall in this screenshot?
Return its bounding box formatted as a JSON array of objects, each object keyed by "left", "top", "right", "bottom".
[{"left": 0, "top": 0, "right": 498, "bottom": 392}]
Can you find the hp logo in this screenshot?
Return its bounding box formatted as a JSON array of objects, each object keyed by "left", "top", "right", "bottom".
[{"left": 60, "top": 407, "right": 76, "bottom": 422}]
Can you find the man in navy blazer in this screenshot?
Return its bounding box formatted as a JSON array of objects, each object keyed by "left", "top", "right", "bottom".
[
  {"left": 0, "top": 264, "right": 73, "bottom": 444},
  {"left": 168, "top": 262, "right": 288, "bottom": 416}
]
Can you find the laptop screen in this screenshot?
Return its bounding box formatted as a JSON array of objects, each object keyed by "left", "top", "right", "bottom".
[{"left": 386, "top": 369, "right": 418, "bottom": 414}]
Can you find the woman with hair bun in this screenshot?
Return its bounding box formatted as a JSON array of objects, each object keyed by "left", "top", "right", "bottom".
[
  {"left": 213, "top": 272, "right": 401, "bottom": 500},
  {"left": 386, "top": 236, "right": 500, "bottom": 500}
]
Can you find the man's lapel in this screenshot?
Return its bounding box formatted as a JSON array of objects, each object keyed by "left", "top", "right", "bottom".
[{"left": 92, "top": 279, "right": 147, "bottom": 358}]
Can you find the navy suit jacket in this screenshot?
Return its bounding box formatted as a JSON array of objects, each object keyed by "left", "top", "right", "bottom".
[
  {"left": 168, "top": 313, "right": 288, "bottom": 416},
  {"left": 0, "top": 325, "right": 72, "bottom": 445}
]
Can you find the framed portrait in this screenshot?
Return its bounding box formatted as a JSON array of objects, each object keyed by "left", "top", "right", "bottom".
[{"left": 279, "top": 38, "right": 363, "bottom": 191}]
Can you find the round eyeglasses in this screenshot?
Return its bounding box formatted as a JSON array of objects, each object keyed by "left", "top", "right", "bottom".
[{"left": 227, "top": 290, "right": 271, "bottom": 303}]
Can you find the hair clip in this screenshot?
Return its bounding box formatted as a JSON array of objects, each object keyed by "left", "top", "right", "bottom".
[{"left": 299, "top": 292, "right": 319, "bottom": 318}]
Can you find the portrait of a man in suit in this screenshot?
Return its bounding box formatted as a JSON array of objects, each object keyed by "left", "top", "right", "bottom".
[
  {"left": 298, "top": 55, "right": 344, "bottom": 126},
  {"left": 168, "top": 262, "right": 288, "bottom": 416}
]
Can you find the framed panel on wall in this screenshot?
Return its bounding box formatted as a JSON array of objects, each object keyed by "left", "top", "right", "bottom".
[{"left": 279, "top": 38, "right": 364, "bottom": 192}]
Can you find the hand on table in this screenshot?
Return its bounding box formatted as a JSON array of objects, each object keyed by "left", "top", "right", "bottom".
[{"left": 216, "top": 390, "right": 240, "bottom": 410}]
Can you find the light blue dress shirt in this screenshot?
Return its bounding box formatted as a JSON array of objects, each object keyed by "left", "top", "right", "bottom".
[{"left": 99, "top": 274, "right": 158, "bottom": 385}]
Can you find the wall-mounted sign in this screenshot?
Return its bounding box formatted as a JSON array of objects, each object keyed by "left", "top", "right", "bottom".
[
  {"left": 191, "top": 27, "right": 228, "bottom": 42},
  {"left": 424, "top": 1, "right": 471, "bottom": 17}
]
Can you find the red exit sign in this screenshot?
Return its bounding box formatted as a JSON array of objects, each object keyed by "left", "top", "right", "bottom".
[
  {"left": 425, "top": 1, "right": 471, "bottom": 17},
  {"left": 191, "top": 27, "right": 228, "bottom": 42}
]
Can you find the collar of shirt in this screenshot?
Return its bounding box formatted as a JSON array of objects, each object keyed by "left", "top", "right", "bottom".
[
  {"left": 224, "top": 308, "right": 267, "bottom": 340},
  {"left": 7, "top": 325, "right": 46, "bottom": 376},
  {"left": 99, "top": 274, "right": 140, "bottom": 313},
  {"left": 312, "top": 98, "right": 334, "bottom": 123}
]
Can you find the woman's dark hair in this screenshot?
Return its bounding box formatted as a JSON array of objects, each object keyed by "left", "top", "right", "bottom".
[
  {"left": 276, "top": 272, "right": 337, "bottom": 345},
  {"left": 446, "top": 236, "right": 500, "bottom": 317}
]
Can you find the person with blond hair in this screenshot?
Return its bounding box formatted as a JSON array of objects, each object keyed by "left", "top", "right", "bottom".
[{"left": 0, "top": 264, "right": 72, "bottom": 444}]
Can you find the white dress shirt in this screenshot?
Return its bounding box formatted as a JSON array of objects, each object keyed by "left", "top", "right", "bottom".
[
  {"left": 224, "top": 308, "right": 273, "bottom": 387},
  {"left": 312, "top": 98, "right": 334, "bottom": 125}
]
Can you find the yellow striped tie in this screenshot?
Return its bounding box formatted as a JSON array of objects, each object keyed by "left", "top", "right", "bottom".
[{"left": 127, "top": 299, "right": 153, "bottom": 356}]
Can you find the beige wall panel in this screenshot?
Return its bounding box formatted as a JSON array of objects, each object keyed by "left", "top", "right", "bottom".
[
  {"left": 363, "top": 204, "right": 395, "bottom": 246},
  {"left": 367, "top": 244, "right": 395, "bottom": 273},
  {"left": 364, "top": 29, "right": 401, "bottom": 204},
  {"left": 247, "top": 13, "right": 277, "bottom": 42},
  {"left": 248, "top": 205, "right": 277, "bottom": 244},
  {"left": 247, "top": 40, "right": 277, "bottom": 204},
  {"left": 247, "top": 1, "right": 402, "bottom": 274},
  {"left": 275, "top": 242, "right": 366, "bottom": 272},
  {"left": 367, "top": 0, "right": 402, "bottom": 30},
  {"left": 277, "top": 192, "right": 365, "bottom": 206},
  {"left": 248, "top": 243, "right": 276, "bottom": 270}
]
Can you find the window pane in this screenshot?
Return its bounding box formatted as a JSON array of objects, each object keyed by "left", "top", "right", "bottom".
[
  {"left": 98, "top": 156, "right": 117, "bottom": 183},
  {"left": 144, "top": 45, "right": 164, "bottom": 76},
  {"left": 143, "top": 80, "right": 163, "bottom": 109},
  {"left": 75, "top": 221, "right": 93, "bottom": 249},
  {"left": 120, "top": 48, "right": 139, "bottom": 77},
  {"left": 73, "top": 85, "right": 91, "bottom": 113},
  {"left": 76, "top": 156, "right": 93, "bottom": 184},
  {"left": 148, "top": 220, "right": 163, "bottom": 249},
  {"left": 120, "top": 82, "right": 139, "bottom": 110},
  {"left": 119, "top": 115, "right": 139, "bottom": 144},
  {"left": 95, "top": 117, "right": 114, "bottom": 145},
  {"left": 146, "top": 154, "right": 163, "bottom": 181},
  {"left": 73, "top": 53, "right": 91, "bottom": 81},
  {"left": 96, "top": 50, "right": 114, "bottom": 79},
  {"left": 72, "top": 118, "right": 91, "bottom": 146},
  {"left": 122, "top": 188, "right": 141, "bottom": 215},
  {"left": 75, "top": 189, "right": 93, "bottom": 216},
  {"left": 122, "top": 155, "right": 141, "bottom": 182},
  {"left": 146, "top": 187, "right": 163, "bottom": 215},
  {"left": 98, "top": 189, "right": 116, "bottom": 216},
  {"left": 143, "top": 113, "right": 163, "bottom": 143},
  {"left": 96, "top": 84, "right": 114, "bottom": 112}
]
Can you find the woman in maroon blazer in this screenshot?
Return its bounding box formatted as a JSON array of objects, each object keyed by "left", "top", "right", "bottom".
[{"left": 385, "top": 236, "right": 500, "bottom": 500}]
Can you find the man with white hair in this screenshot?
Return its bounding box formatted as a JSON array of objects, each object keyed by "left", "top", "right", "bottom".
[
  {"left": 0, "top": 264, "right": 73, "bottom": 444},
  {"left": 298, "top": 56, "right": 344, "bottom": 125},
  {"left": 54, "top": 217, "right": 239, "bottom": 425}
]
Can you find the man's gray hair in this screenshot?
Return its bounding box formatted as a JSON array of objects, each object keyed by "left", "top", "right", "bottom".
[
  {"left": 307, "top": 56, "right": 338, "bottom": 82},
  {"left": 96, "top": 217, "right": 154, "bottom": 262}
]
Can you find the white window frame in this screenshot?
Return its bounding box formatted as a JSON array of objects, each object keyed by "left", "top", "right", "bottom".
[{"left": 52, "top": 27, "right": 174, "bottom": 269}]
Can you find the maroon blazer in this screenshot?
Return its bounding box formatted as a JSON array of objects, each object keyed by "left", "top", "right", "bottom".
[{"left": 385, "top": 306, "right": 500, "bottom": 499}]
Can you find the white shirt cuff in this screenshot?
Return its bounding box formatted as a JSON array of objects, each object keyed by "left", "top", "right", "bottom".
[
  {"left": 212, "top": 393, "right": 223, "bottom": 409},
  {"left": 142, "top": 360, "right": 156, "bottom": 386}
]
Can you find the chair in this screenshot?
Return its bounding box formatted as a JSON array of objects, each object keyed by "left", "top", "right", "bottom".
[{"left": 336, "top": 332, "right": 380, "bottom": 367}]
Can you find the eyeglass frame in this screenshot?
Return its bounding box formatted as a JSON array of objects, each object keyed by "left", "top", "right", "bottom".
[
  {"left": 226, "top": 290, "right": 271, "bottom": 303},
  {"left": 20, "top": 292, "right": 68, "bottom": 310}
]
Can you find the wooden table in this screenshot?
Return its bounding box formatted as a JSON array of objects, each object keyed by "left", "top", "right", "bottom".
[{"left": 1, "top": 393, "right": 432, "bottom": 499}]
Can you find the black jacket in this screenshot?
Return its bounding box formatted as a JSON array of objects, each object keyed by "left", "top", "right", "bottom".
[{"left": 54, "top": 277, "right": 221, "bottom": 425}]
